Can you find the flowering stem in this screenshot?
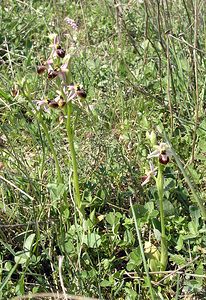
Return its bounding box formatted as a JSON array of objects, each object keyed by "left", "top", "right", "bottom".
[
  {"left": 156, "top": 163, "right": 168, "bottom": 271},
  {"left": 66, "top": 101, "right": 83, "bottom": 216}
]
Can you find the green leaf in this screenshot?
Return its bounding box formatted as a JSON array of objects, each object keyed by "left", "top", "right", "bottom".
[
  {"left": 14, "top": 252, "right": 29, "bottom": 265},
  {"left": 130, "top": 204, "right": 148, "bottom": 220},
  {"left": 144, "top": 202, "right": 158, "bottom": 218},
  {"left": 189, "top": 206, "right": 200, "bottom": 228},
  {"left": 0, "top": 89, "right": 11, "bottom": 101},
  {"left": 126, "top": 247, "right": 142, "bottom": 271},
  {"left": 15, "top": 277, "right": 25, "bottom": 295},
  {"left": 100, "top": 280, "right": 113, "bottom": 287},
  {"left": 106, "top": 212, "right": 122, "bottom": 225},
  {"left": 83, "top": 232, "right": 101, "bottom": 248},
  {"left": 188, "top": 221, "right": 198, "bottom": 236},
  {"left": 123, "top": 229, "right": 135, "bottom": 245},
  {"left": 170, "top": 254, "right": 186, "bottom": 266},
  {"left": 24, "top": 233, "right": 35, "bottom": 252},
  {"left": 163, "top": 200, "right": 175, "bottom": 216},
  {"left": 176, "top": 235, "right": 184, "bottom": 251},
  {"left": 195, "top": 262, "right": 203, "bottom": 285},
  {"left": 152, "top": 218, "right": 161, "bottom": 240},
  {"left": 125, "top": 288, "right": 138, "bottom": 300},
  {"left": 106, "top": 212, "right": 115, "bottom": 225},
  {"left": 47, "top": 183, "right": 67, "bottom": 204},
  {"left": 65, "top": 240, "right": 75, "bottom": 254}
]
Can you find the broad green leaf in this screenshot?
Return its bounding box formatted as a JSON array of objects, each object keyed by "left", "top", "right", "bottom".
[
  {"left": 188, "top": 221, "right": 198, "bottom": 236},
  {"left": 170, "top": 254, "right": 186, "bottom": 266},
  {"left": 176, "top": 235, "right": 184, "bottom": 251},
  {"left": 163, "top": 200, "right": 175, "bottom": 216},
  {"left": 126, "top": 247, "right": 142, "bottom": 271},
  {"left": 100, "top": 280, "right": 113, "bottom": 287},
  {"left": 83, "top": 232, "right": 101, "bottom": 248},
  {"left": 14, "top": 253, "right": 29, "bottom": 265},
  {"left": 24, "top": 233, "right": 35, "bottom": 252}
]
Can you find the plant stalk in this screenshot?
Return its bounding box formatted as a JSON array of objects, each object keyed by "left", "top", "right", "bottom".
[
  {"left": 156, "top": 163, "right": 168, "bottom": 271},
  {"left": 66, "top": 101, "right": 83, "bottom": 215}
]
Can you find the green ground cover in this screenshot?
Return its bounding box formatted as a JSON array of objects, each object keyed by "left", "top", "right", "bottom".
[{"left": 0, "top": 0, "right": 206, "bottom": 299}]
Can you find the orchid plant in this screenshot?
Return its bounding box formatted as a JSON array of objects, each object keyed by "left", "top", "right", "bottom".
[
  {"left": 142, "top": 140, "right": 172, "bottom": 271},
  {"left": 34, "top": 19, "right": 85, "bottom": 218}
]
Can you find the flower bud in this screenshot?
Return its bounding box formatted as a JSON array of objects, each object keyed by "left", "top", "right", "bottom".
[
  {"left": 146, "top": 130, "right": 157, "bottom": 147},
  {"left": 11, "top": 84, "right": 19, "bottom": 97}
]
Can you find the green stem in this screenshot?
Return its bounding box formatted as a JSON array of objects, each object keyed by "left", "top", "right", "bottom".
[
  {"left": 38, "top": 113, "right": 63, "bottom": 184},
  {"left": 156, "top": 163, "right": 168, "bottom": 271},
  {"left": 130, "top": 198, "right": 156, "bottom": 300},
  {"left": 66, "top": 101, "right": 83, "bottom": 215}
]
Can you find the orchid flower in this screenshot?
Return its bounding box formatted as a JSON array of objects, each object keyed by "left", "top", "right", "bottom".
[
  {"left": 33, "top": 99, "right": 50, "bottom": 113},
  {"left": 37, "top": 34, "right": 68, "bottom": 80},
  {"left": 147, "top": 143, "right": 172, "bottom": 165},
  {"left": 33, "top": 95, "right": 66, "bottom": 113},
  {"left": 65, "top": 84, "right": 87, "bottom": 102},
  {"left": 141, "top": 162, "right": 157, "bottom": 186}
]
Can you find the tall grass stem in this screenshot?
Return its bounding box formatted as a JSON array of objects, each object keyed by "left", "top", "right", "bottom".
[
  {"left": 130, "top": 198, "right": 156, "bottom": 300},
  {"left": 38, "top": 113, "right": 63, "bottom": 184}
]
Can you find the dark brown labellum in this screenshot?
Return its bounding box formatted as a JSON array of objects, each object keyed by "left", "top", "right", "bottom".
[
  {"left": 48, "top": 100, "right": 59, "bottom": 108},
  {"left": 37, "top": 65, "right": 47, "bottom": 74},
  {"left": 48, "top": 70, "right": 59, "bottom": 79},
  {"left": 159, "top": 154, "right": 169, "bottom": 165},
  {"left": 0, "top": 137, "right": 5, "bottom": 148},
  {"left": 11, "top": 88, "right": 19, "bottom": 97},
  {"left": 76, "top": 89, "right": 87, "bottom": 98},
  {"left": 56, "top": 48, "right": 66, "bottom": 58}
]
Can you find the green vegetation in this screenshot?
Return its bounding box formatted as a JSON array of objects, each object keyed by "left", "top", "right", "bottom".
[{"left": 0, "top": 0, "right": 206, "bottom": 299}]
